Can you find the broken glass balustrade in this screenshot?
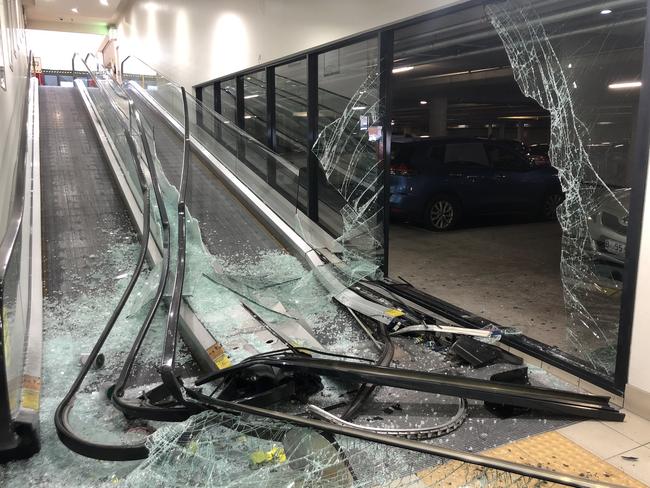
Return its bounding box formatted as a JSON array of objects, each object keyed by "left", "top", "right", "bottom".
[
  {"left": 486, "top": 0, "right": 645, "bottom": 375},
  {"left": 311, "top": 64, "right": 385, "bottom": 283}
]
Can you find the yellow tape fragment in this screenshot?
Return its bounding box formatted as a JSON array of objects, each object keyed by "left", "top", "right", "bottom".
[
  {"left": 250, "top": 446, "right": 286, "bottom": 465},
  {"left": 384, "top": 308, "right": 404, "bottom": 318}
]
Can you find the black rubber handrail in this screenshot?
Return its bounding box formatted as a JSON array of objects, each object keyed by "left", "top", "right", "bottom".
[
  {"left": 160, "top": 87, "right": 191, "bottom": 401},
  {"left": 54, "top": 129, "right": 152, "bottom": 461},
  {"left": 56, "top": 54, "right": 193, "bottom": 460}
]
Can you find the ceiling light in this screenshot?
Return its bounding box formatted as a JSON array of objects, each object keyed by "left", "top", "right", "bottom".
[
  {"left": 244, "top": 115, "right": 254, "bottom": 119},
  {"left": 243, "top": 94, "right": 259, "bottom": 99},
  {"left": 597, "top": 121, "right": 613, "bottom": 125},
  {"left": 352, "top": 106, "right": 367, "bottom": 111},
  {"left": 100, "top": 0, "right": 109, "bottom": 6},
  {"left": 499, "top": 115, "right": 545, "bottom": 120},
  {"left": 392, "top": 66, "right": 414, "bottom": 74},
  {"left": 419, "top": 135, "right": 430, "bottom": 139},
  {"left": 609, "top": 81, "right": 642, "bottom": 89},
  {"left": 419, "top": 100, "right": 427, "bottom": 105},
  {"left": 600, "top": 9, "right": 612, "bottom": 15},
  {"left": 71, "top": 7, "right": 79, "bottom": 13}
]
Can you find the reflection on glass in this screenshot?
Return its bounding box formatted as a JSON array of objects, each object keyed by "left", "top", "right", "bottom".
[
  {"left": 243, "top": 70, "right": 267, "bottom": 144},
  {"left": 220, "top": 77, "right": 237, "bottom": 151},
  {"left": 276, "top": 58, "right": 308, "bottom": 210},
  {"left": 389, "top": 0, "right": 645, "bottom": 379},
  {"left": 220, "top": 77, "right": 237, "bottom": 122},
  {"left": 202, "top": 84, "right": 215, "bottom": 112}
]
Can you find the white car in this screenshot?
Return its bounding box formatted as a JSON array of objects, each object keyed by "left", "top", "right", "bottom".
[{"left": 587, "top": 187, "right": 630, "bottom": 282}]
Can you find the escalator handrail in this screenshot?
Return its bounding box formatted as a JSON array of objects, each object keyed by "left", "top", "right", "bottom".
[
  {"left": 0, "top": 51, "right": 33, "bottom": 283},
  {"left": 0, "top": 50, "right": 33, "bottom": 450},
  {"left": 159, "top": 86, "right": 191, "bottom": 400}
]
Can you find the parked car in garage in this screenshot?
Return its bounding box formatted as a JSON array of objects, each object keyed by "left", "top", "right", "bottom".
[
  {"left": 389, "top": 137, "right": 564, "bottom": 230},
  {"left": 587, "top": 187, "right": 630, "bottom": 283}
]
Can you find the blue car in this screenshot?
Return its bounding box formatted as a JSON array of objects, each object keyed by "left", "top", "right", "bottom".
[{"left": 390, "top": 138, "right": 564, "bottom": 230}]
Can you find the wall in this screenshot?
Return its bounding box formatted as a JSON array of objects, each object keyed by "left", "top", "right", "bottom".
[
  {"left": 0, "top": 1, "right": 29, "bottom": 240},
  {"left": 627, "top": 147, "right": 650, "bottom": 417},
  {"left": 26, "top": 29, "right": 104, "bottom": 71},
  {"left": 115, "top": 0, "right": 463, "bottom": 89}
]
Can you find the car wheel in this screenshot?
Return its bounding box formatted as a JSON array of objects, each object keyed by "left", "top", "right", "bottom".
[
  {"left": 541, "top": 193, "right": 564, "bottom": 220},
  {"left": 426, "top": 196, "right": 461, "bottom": 231}
]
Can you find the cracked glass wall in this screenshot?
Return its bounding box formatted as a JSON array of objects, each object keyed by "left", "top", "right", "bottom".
[
  {"left": 390, "top": 0, "right": 645, "bottom": 380},
  {"left": 315, "top": 39, "right": 385, "bottom": 270}
]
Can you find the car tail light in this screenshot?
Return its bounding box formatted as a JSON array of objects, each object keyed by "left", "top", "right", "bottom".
[
  {"left": 530, "top": 155, "right": 550, "bottom": 166},
  {"left": 389, "top": 164, "right": 417, "bottom": 176}
]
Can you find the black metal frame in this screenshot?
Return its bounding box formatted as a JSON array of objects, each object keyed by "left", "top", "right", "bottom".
[
  {"left": 191, "top": 0, "right": 650, "bottom": 394},
  {"left": 306, "top": 53, "right": 319, "bottom": 221},
  {"left": 613, "top": 0, "right": 650, "bottom": 392}
]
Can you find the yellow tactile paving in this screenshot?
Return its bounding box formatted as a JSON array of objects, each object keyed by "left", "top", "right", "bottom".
[{"left": 416, "top": 431, "right": 646, "bottom": 487}]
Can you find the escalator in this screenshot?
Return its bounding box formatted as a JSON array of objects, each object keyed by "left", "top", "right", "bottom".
[
  {"left": 40, "top": 86, "right": 136, "bottom": 297},
  {"left": 130, "top": 96, "right": 281, "bottom": 257}
]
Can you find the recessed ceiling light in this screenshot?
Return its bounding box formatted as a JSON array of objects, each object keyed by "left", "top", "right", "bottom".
[
  {"left": 609, "top": 81, "right": 642, "bottom": 89},
  {"left": 600, "top": 9, "right": 612, "bottom": 15},
  {"left": 243, "top": 94, "right": 259, "bottom": 99},
  {"left": 352, "top": 106, "right": 367, "bottom": 111},
  {"left": 419, "top": 135, "right": 430, "bottom": 138},
  {"left": 392, "top": 66, "right": 414, "bottom": 74},
  {"left": 100, "top": 0, "right": 109, "bottom": 6},
  {"left": 71, "top": 7, "right": 79, "bottom": 13},
  {"left": 420, "top": 100, "right": 427, "bottom": 105}
]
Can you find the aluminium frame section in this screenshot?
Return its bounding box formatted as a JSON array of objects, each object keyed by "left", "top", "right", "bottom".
[{"left": 0, "top": 75, "right": 42, "bottom": 462}]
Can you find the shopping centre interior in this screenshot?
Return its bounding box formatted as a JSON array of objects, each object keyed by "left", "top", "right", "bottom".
[{"left": 1, "top": 0, "right": 650, "bottom": 486}]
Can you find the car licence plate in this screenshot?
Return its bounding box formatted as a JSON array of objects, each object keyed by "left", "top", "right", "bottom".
[{"left": 604, "top": 238, "right": 626, "bottom": 257}]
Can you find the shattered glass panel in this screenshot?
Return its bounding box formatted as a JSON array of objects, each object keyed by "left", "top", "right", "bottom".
[
  {"left": 313, "top": 39, "right": 385, "bottom": 278},
  {"left": 486, "top": 0, "right": 646, "bottom": 376},
  {"left": 123, "top": 410, "right": 577, "bottom": 488}
]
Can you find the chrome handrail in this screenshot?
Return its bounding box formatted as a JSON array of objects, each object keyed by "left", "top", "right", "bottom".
[
  {"left": 0, "top": 50, "right": 34, "bottom": 449},
  {"left": 0, "top": 51, "right": 33, "bottom": 284}
]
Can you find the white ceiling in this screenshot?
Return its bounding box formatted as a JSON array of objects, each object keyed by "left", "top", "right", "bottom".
[{"left": 24, "top": 0, "right": 128, "bottom": 26}]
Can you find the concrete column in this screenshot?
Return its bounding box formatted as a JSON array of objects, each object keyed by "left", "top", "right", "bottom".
[{"left": 428, "top": 97, "right": 448, "bottom": 137}]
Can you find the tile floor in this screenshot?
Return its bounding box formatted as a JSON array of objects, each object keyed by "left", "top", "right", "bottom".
[{"left": 556, "top": 411, "right": 650, "bottom": 486}]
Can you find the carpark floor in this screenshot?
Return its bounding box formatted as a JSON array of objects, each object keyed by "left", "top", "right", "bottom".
[{"left": 388, "top": 219, "right": 568, "bottom": 349}]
